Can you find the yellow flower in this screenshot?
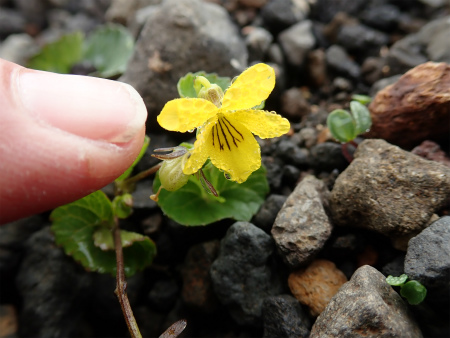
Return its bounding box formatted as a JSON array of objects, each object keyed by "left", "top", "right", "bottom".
[{"left": 157, "top": 63, "right": 291, "bottom": 183}]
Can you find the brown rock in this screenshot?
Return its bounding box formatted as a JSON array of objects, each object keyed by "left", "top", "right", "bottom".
[
  {"left": 330, "top": 139, "right": 450, "bottom": 242},
  {"left": 288, "top": 259, "right": 347, "bottom": 317},
  {"left": 367, "top": 62, "right": 450, "bottom": 148},
  {"left": 0, "top": 305, "right": 18, "bottom": 337},
  {"left": 412, "top": 140, "right": 450, "bottom": 167},
  {"left": 181, "top": 240, "right": 220, "bottom": 312},
  {"left": 281, "top": 87, "right": 311, "bottom": 121}
]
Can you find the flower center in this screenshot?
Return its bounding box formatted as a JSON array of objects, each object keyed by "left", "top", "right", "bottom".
[{"left": 212, "top": 115, "right": 244, "bottom": 151}]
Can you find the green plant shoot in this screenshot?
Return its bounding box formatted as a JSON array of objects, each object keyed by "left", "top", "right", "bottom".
[{"left": 386, "top": 274, "right": 427, "bottom": 305}]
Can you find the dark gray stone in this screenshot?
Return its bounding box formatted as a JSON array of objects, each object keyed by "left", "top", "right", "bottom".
[
  {"left": 262, "top": 295, "right": 310, "bottom": 338},
  {"left": 310, "top": 265, "right": 423, "bottom": 338},
  {"left": 16, "top": 227, "right": 92, "bottom": 337},
  {"left": 0, "top": 216, "right": 44, "bottom": 271},
  {"left": 272, "top": 175, "right": 332, "bottom": 269},
  {"left": 252, "top": 194, "right": 287, "bottom": 232},
  {"left": 309, "top": 142, "right": 347, "bottom": 173},
  {"left": 132, "top": 181, "right": 158, "bottom": 209},
  {"left": 120, "top": 0, "right": 247, "bottom": 130},
  {"left": 417, "top": 16, "right": 450, "bottom": 63},
  {"left": 0, "top": 8, "right": 25, "bottom": 36},
  {"left": 330, "top": 140, "right": 450, "bottom": 243},
  {"left": 385, "top": 35, "right": 428, "bottom": 76},
  {"left": 313, "top": 0, "right": 367, "bottom": 23},
  {"left": 277, "top": 140, "right": 309, "bottom": 168},
  {"left": 326, "top": 45, "right": 361, "bottom": 79},
  {"left": 282, "top": 164, "right": 301, "bottom": 186},
  {"left": 261, "top": 0, "right": 307, "bottom": 32},
  {"left": 337, "top": 23, "right": 389, "bottom": 53},
  {"left": 210, "top": 222, "right": 283, "bottom": 327},
  {"left": 262, "top": 156, "right": 284, "bottom": 191},
  {"left": 369, "top": 74, "right": 402, "bottom": 97},
  {"left": 148, "top": 278, "right": 179, "bottom": 312},
  {"left": 382, "top": 255, "right": 406, "bottom": 278},
  {"left": 360, "top": 4, "right": 401, "bottom": 31},
  {"left": 279, "top": 20, "right": 315, "bottom": 67},
  {"left": 404, "top": 216, "right": 450, "bottom": 291}
]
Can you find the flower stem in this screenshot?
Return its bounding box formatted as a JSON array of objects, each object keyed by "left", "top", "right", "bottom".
[{"left": 113, "top": 217, "right": 142, "bottom": 338}]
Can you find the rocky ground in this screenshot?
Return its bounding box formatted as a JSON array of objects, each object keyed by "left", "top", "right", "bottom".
[{"left": 1, "top": 0, "right": 449, "bottom": 337}]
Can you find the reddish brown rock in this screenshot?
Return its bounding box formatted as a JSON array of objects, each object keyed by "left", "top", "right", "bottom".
[
  {"left": 288, "top": 259, "right": 347, "bottom": 317},
  {"left": 412, "top": 140, "right": 450, "bottom": 167},
  {"left": 367, "top": 62, "right": 450, "bottom": 149}
]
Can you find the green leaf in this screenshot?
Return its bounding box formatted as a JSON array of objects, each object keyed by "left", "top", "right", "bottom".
[
  {"left": 400, "top": 280, "right": 427, "bottom": 305},
  {"left": 177, "top": 71, "right": 231, "bottom": 98},
  {"left": 51, "top": 191, "right": 156, "bottom": 277},
  {"left": 327, "top": 109, "right": 357, "bottom": 143},
  {"left": 386, "top": 274, "right": 408, "bottom": 286},
  {"left": 83, "top": 24, "right": 135, "bottom": 78},
  {"left": 351, "top": 94, "right": 372, "bottom": 105},
  {"left": 154, "top": 163, "right": 269, "bottom": 226},
  {"left": 116, "top": 135, "right": 150, "bottom": 182},
  {"left": 112, "top": 194, "right": 133, "bottom": 219},
  {"left": 93, "top": 227, "right": 153, "bottom": 250},
  {"left": 350, "top": 101, "right": 372, "bottom": 135},
  {"left": 27, "top": 32, "right": 84, "bottom": 73}
]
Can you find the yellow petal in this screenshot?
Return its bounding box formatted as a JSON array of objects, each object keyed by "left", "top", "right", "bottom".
[
  {"left": 202, "top": 114, "right": 261, "bottom": 183},
  {"left": 157, "top": 98, "right": 217, "bottom": 132},
  {"left": 222, "top": 63, "right": 275, "bottom": 111},
  {"left": 183, "top": 116, "right": 217, "bottom": 175},
  {"left": 229, "top": 110, "right": 290, "bottom": 139}
]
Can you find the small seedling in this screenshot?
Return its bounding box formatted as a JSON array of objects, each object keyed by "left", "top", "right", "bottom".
[
  {"left": 327, "top": 99, "right": 372, "bottom": 162},
  {"left": 386, "top": 274, "right": 427, "bottom": 305}
]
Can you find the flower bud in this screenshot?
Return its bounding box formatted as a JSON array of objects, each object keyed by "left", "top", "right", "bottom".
[{"left": 158, "top": 154, "right": 190, "bottom": 191}]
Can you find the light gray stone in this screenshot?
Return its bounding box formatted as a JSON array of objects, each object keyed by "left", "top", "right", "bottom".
[
  {"left": 279, "top": 20, "right": 315, "bottom": 66},
  {"left": 310, "top": 265, "right": 423, "bottom": 338},
  {"left": 272, "top": 175, "right": 332, "bottom": 269}
]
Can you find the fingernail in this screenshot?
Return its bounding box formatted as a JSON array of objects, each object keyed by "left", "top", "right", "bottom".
[{"left": 18, "top": 70, "right": 147, "bottom": 143}]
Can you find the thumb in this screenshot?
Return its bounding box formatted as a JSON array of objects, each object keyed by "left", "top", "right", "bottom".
[{"left": 0, "top": 59, "right": 147, "bottom": 224}]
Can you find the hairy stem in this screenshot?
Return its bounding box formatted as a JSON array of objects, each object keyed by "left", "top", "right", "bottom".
[{"left": 113, "top": 218, "right": 142, "bottom": 338}]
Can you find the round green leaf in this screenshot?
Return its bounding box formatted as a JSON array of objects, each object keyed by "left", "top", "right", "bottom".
[
  {"left": 400, "top": 280, "right": 427, "bottom": 305},
  {"left": 27, "top": 32, "right": 84, "bottom": 73},
  {"left": 177, "top": 71, "right": 231, "bottom": 98},
  {"left": 82, "top": 24, "right": 134, "bottom": 78},
  {"left": 154, "top": 163, "right": 269, "bottom": 226},
  {"left": 327, "top": 109, "right": 357, "bottom": 143},
  {"left": 386, "top": 274, "right": 408, "bottom": 286},
  {"left": 51, "top": 191, "right": 156, "bottom": 277},
  {"left": 350, "top": 101, "right": 372, "bottom": 135}
]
